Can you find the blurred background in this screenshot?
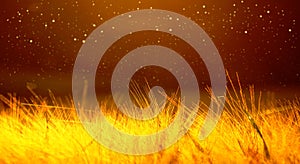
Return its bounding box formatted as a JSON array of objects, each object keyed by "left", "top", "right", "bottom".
[{"left": 0, "top": 0, "right": 299, "bottom": 100}]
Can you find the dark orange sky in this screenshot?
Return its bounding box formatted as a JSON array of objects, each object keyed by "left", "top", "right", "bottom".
[{"left": 0, "top": 0, "right": 299, "bottom": 97}]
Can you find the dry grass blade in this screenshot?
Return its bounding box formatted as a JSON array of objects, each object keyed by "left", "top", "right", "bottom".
[
  {"left": 0, "top": 73, "right": 298, "bottom": 163},
  {"left": 242, "top": 109, "right": 270, "bottom": 159}
]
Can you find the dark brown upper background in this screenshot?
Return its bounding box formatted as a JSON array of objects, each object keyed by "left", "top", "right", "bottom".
[{"left": 0, "top": 0, "right": 299, "bottom": 98}]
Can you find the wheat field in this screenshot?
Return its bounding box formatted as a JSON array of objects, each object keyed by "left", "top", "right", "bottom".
[{"left": 0, "top": 76, "right": 299, "bottom": 163}]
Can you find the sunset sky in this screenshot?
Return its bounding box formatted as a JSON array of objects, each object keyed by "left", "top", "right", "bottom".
[{"left": 0, "top": 0, "right": 299, "bottom": 97}]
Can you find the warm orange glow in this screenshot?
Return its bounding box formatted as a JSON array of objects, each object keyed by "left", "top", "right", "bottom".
[{"left": 0, "top": 78, "right": 299, "bottom": 163}]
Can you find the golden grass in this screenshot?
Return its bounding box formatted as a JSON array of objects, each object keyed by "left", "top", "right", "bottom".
[{"left": 0, "top": 77, "right": 299, "bottom": 163}]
